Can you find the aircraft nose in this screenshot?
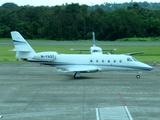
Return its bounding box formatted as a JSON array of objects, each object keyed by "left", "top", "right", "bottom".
[
  {"left": 147, "top": 66, "right": 153, "bottom": 71},
  {"left": 143, "top": 63, "right": 153, "bottom": 71}
]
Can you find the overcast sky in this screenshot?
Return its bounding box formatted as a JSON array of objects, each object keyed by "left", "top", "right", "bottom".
[{"left": 0, "top": 0, "right": 159, "bottom": 6}]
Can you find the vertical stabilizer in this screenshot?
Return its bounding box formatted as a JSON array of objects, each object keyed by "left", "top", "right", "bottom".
[
  {"left": 11, "top": 31, "right": 36, "bottom": 60},
  {"left": 90, "top": 32, "right": 103, "bottom": 54},
  {"left": 92, "top": 32, "right": 96, "bottom": 47}
]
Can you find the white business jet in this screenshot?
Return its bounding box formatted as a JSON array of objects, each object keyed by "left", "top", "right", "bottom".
[
  {"left": 71, "top": 32, "right": 116, "bottom": 54},
  {"left": 11, "top": 31, "right": 153, "bottom": 79},
  {"left": 71, "top": 32, "right": 143, "bottom": 55}
]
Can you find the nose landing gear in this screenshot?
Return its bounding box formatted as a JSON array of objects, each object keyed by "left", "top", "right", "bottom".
[
  {"left": 136, "top": 75, "right": 140, "bottom": 79},
  {"left": 136, "top": 71, "right": 141, "bottom": 79}
]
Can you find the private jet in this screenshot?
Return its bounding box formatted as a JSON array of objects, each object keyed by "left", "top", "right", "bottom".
[
  {"left": 70, "top": 32, "right": 116, "bottom": 54},
  {"left": 10, "top": 31, "right": 153, "bottom": 79}
]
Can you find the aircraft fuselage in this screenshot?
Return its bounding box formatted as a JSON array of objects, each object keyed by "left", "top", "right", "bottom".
[{"left": 30, "top": 53, "right": 153, "bottom": 72}]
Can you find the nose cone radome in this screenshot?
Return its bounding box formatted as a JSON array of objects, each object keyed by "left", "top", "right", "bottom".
[{"left": 141, "top": 63, "right": 153, "bottom": 71}]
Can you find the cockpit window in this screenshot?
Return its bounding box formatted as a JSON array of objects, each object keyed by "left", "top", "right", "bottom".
[
  {"left": 127, "top": 58, "right": 133, "bottom": 62},
  {"left": 93, "top": 50, "right": 102, "bottom": 52},
  {"left": 93, "top": 50, "right": 98, "bottom": 52}
]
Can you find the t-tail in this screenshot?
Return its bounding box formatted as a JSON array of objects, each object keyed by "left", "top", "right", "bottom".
[
  {"left": 11, "top": 31, "right": 58, "bottom": 62},
  {"left": 11, "top": 31, "right": 36, "bottom": 60},
  {"left": 90, "top": 32, "right": 103, "bottom": 54}
]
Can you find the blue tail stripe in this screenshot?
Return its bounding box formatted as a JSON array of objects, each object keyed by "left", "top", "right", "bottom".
[{"left": 13, "top": 40, "right": 26, "bottom": 43}]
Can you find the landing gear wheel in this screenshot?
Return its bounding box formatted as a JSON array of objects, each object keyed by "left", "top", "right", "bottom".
[
  {"left": 136, "top": 75, "right": 140, "bottom": 79},
  {"left": 74, "top": 73, "right": 78, "bottom": 79},
  {"left": 74, "top": 72, "right": 80, "bottom": 79}
]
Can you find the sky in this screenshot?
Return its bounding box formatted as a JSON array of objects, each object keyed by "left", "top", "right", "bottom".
[{"left": 0, "top": 0, "right": 160, "bottom": 6}]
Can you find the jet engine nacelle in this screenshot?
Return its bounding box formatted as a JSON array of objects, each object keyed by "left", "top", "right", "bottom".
[{"left": 34, "top": 52, "right": 58, "bottom": 61}]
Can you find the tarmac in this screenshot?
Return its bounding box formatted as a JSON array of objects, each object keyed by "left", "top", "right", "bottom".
[{"left": 0, "top": 62, "right": 159, "bottom": 120}]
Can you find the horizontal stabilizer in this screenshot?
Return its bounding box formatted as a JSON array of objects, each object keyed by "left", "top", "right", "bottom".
[{"left": 10, "top": 47, "right": 31, "bottom": 52}]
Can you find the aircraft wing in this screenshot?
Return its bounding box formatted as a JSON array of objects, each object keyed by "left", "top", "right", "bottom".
[
  {"left": 70, "top": 48, "right": 89, "bottom": 54},
  {"left": 57, "top": 65, "right": 100, "bottom": 73},
  {"left": 124, "top": 51, "right": 144, "bottom": 55},
  {"left": 9, "top": 48, "right": 16, "bottom": 51},
  {"left": 103, "top": 48, "right": 117, "bottom": 51},
  {"left": 70, "top": 48, "right": 117, "bottom": 51},
  {"left": 70, "top": 48, "right": 89, "bottom": 51}
]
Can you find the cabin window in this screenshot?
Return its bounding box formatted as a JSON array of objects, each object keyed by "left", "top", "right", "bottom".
[
  {"left": 119, "top": 60, "right": 122, "bottom": 63},
  {"left": 90, "top": 60, "right": 93, "bottom": 62},
  {"left": 96, "top": 60, "right": 98, "bottom": 62},
  {"left": 114, "top": 60, "right": 116, "bottom": 63},
  {"left": 108, "top": 60, "right": 110, "bottom": 63},
  {"left": 127, "top": 58, "right": 133, "bottom": 62},
  {"left": 102, "top": 60, "right": 104, "bottom": 63}
]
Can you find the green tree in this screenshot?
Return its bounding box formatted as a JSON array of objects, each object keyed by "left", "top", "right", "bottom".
[{"left": 1, "top": 2, "right": 18, "bottom": 9}]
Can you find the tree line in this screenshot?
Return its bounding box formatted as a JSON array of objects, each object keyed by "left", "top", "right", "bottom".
[
  {"left": 0, "top": 2, "right": 160, "bottom": 41},
  {"left": 90, "top": 2, "right": 160, "bottom": 11}
]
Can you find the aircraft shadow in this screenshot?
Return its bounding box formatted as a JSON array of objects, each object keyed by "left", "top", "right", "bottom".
[{"left": 63, "top": 74, "right": 99, "bottom": 81}]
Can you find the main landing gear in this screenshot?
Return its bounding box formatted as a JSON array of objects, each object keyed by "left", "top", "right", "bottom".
[{"left": 74, "top": 72, "right": 80, "bottom": 79}]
